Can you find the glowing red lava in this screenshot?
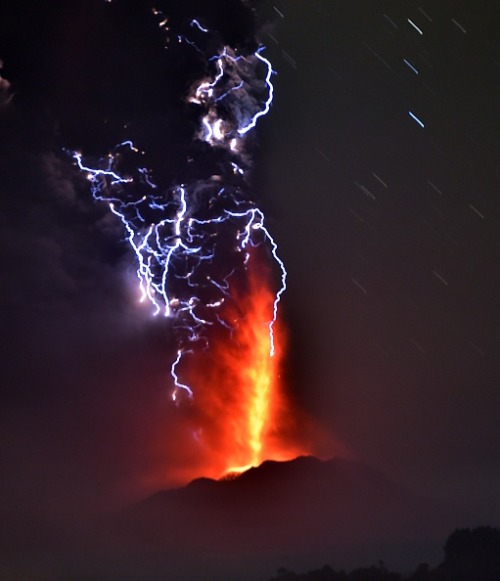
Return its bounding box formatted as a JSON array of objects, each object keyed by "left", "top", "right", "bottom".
[{"left": 186, "top": 254, "right": 309, "bottom": 479}]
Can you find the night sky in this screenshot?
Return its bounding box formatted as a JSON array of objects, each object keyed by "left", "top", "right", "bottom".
[
  {"left": 260, "top": 0, "right": 500, "bottom": 522},
  {"left": 1, "top": 0, "right": 500, "bottom": 564}
]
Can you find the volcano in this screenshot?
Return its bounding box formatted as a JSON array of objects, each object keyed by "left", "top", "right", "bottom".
[{"left": 104, "top": 456, "right": 475, "bottom": 580}]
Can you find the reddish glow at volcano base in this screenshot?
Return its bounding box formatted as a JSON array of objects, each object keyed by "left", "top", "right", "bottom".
[{"left": 184, "top": 257, "right": 310, "bottom": 480}]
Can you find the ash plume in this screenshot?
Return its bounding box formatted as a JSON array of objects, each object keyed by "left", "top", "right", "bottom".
[{"left": 72, "top": 0, "right": 285, "bottom": 405}]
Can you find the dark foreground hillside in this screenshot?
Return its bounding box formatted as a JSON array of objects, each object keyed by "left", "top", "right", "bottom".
[
  {"left": 0, "top": 456, "right": 483, "bottom": 580},
  {"left": 112, "top": 456, "right": 476, "bottom": 579},
  {"left": 270, "top": 525, "right": 500, "bottom": 581}
]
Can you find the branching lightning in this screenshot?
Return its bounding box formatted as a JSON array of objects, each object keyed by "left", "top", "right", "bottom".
[{"left": 72, "top": 9, "right": 286, "bottom": 402}]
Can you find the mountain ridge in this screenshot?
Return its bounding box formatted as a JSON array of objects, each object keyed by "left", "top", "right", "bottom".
[{"left": 111, "top": 455, "right": 475, "bottom": 579}]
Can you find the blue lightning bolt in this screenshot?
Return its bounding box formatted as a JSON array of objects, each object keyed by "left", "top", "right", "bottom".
[
  {"left": 190, "top": 19, "right": 209, "bottom": 34},
  {"left": 238, "top": 50, "right": 275, "bottom": 136},
  {"left": 171, "top": 350, "right": 194, "bottom": 401}
]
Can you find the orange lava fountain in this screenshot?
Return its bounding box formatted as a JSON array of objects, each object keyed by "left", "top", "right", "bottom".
[{"left": 187, "top": 255, "right": 309, "bottom": 479}]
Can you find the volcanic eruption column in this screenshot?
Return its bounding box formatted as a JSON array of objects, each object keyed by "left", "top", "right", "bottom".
[{"left": 73, "top": 5, "right": 305, "bottom": 476}]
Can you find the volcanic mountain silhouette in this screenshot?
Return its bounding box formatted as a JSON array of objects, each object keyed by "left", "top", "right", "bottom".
[{"left": 112, "top": 456, "right": 474, "bottom": 579}]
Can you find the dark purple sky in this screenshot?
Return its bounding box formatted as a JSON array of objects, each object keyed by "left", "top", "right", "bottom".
[
  {"left": 1, "top": 0, "right": 500, "bottom": 543},
  {"left": 260, "top": 0, "right": 500, "bottom": 521}
]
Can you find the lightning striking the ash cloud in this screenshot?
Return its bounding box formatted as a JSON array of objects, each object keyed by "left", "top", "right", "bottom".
[{"left": 72, "top": 3, "right": 286, "bottom": 402}]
